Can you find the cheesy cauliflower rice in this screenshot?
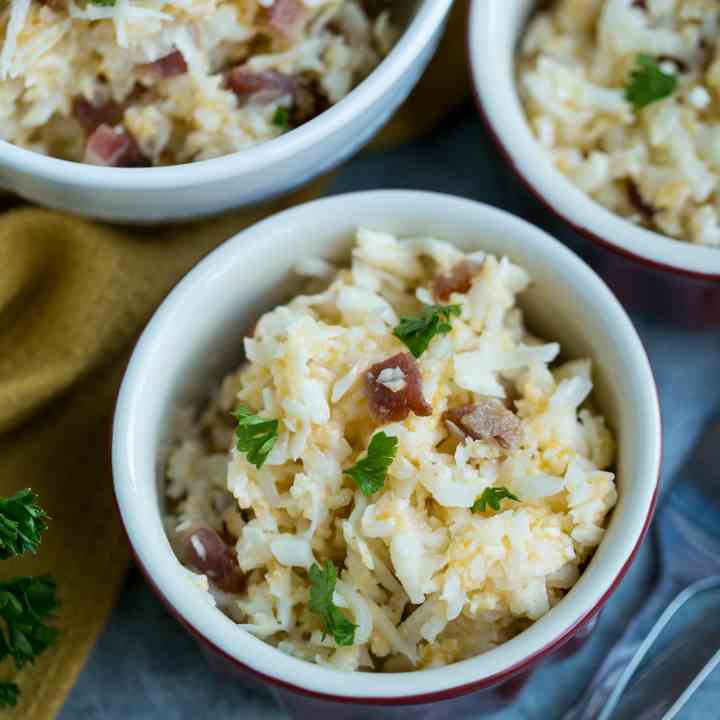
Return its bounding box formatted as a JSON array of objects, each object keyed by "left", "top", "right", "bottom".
[
  {"left": 165, "top": 229, "right": 617, "bottom": 672},
  {"left": 519, "top": 0, "right": 720, "bottom": 247},
  {"left": 0, "top": 0, "right": 395, "bottom": 165}
]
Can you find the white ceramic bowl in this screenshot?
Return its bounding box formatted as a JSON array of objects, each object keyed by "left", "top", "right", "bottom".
[
  {"left": 113, "top": 190, "right": 661, "bottom": 709},
  {"left": 0, "top": 1, "right": 451, "bottom": 224},
  {"left": 468, "top": 0, "right": 720, "bottom": 325}
]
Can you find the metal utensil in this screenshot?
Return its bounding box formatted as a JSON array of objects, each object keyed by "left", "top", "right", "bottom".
[{"left": 564, "top": 417, "right": 720, "bottom": 719}]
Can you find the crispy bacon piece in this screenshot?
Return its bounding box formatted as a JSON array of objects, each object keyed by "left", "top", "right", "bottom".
[
  {"left": 180, "top": 525, "right": 245, "bottom": 594},
  {"left": 83, "top": 124, "right": 148, "bottom": 167},
  {"left": 226, "top": 68, "right": 297, "bottom": 100},
  {"left": 73, "top": 97, "right": 126, "bottom": 134},
  {"left": 145, "top": 50, "right": 187, "bottom": 78},
  {"left": 365, "top": 352, "right": 432, "bottom": 424},
  {"left": 432, "top": 261, "right": 481, "bottom": 300},
  {"left": 443, "top": 399, "right": 521, "bottom": 449},
  {"left": 261, "top": 0, "right": 307, "bottom": 41}
]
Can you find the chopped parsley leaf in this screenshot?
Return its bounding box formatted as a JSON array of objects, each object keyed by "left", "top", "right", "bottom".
[
  {"left": 308, "top": 561, "right": 357, "bottom": 646},
  {"left": 232, "top": 405, "right": 279, "bottom": 469},
  {"left": 273, "top": 106, "right": 290, "bottom": 130},
  {"left": 471, "top": 487, "right": 519, "bottom": 514},
  {"left": 393, "top": 304, "right": 461, "bottom": 358},
  {"left": 625, "top": 54, "right": 677, "bottom": 110},
  {"left": 344, "top": 432, "right": 398, "bottom": 497}
]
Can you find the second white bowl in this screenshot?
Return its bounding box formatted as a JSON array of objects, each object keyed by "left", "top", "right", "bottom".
[{"left": 0, "top": 1, "right": 451, "bottom": 224}]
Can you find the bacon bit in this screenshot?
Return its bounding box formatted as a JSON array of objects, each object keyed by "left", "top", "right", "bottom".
[
  {"left": 433, "top": 261, "right": 481, "bottom": 300},
  {"left": 631, "top": 0, "right": 647, "bottom": 9},
  {"left": 144, "top": 50, "right": 187, "bottom": 78},
  {"left": 365, "top": 353, "right": 432, "bottom": 424},
  {"left": 83, "top": 124, "right": 148, "bottom": 167},
  {"left": 180, "top": 525, "right": 245, "bottom": 594},
  {"left": 443, "top": 399, "right": 521, "bottom": 449},
  {"left": 226, "top": 68, "right": 297, "bottom": 101},
  {"left": 261, "top": 0, "right": 307, "bottom": 42},
  {"left": 73, "top": 97, "right": 126, "bottom": 134}
]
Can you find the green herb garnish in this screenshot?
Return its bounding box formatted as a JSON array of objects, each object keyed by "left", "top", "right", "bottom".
[
  {"left": 0, "top": 492, "right": 58, "bottom": 708},
  {"left": 471, "top": 487, "right": 519, "bottom": 514},
  {"left": 232, "top": 405, "right": 279, "bottom": 469},
  {"left": 91, "top": 0, "right": 117, "bottom": 6},
  {"left": 393, "top": 304, "right": 461, "bottom": 358},
  {"left": 273, "top": 106, "right": 290, "bottom": 130},
  {"left": 308, "top": 561, "right": 357, "bottom": 647},
  {"left": 0, "top": 490, "right": 49, "bottom": 560},
  {"left": 625, "top": 54, "right": 677, "bottom": 110},
  {"left": 0, "top": 682, "right": 18, "bottom": 708},
  {"left": 0, "top": 575, "right": 59, "bottom": 672},
  {"left": 344, "top": 432, "right": 398, "bottom": 497}
]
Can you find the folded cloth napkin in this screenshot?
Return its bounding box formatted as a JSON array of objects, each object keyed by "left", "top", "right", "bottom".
[{"left": 0, "top": 4, "right": 468, "bottom": 719}]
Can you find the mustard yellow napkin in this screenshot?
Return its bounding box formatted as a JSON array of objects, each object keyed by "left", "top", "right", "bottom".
[{"left": 0, "top": 4, "right": 468, "bottom": 718}]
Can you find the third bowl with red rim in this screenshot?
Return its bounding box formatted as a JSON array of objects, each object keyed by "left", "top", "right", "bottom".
[{"left": 468, "top": 0, "right": 720, "bottom": 327}]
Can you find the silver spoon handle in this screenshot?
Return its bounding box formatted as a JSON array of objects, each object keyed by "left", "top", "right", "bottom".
[
  {"left": 564, "top": 576, "right": 720, "bottom": 720},
  {"left": 562, "top": 576, "right": 678, "bottom": 720}
]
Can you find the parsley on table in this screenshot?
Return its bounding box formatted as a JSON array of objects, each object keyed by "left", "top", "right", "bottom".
[
  {"left": 0, "top": 492, "right": 58, "bottom": 708},
  {"left": 471, "top": 487, "right": 519, "bottom": 514},
  {"left": 273, "top": 106, "right": 290, "bottom": 130},
  {"left": 308, "top": 561, "right": 357, "bottom": 646},
  {"left": 232, "top": 405, "right": 279, "bottom": 469},
  {"left": 625, "top": 54, "right": 677, "bottom": 110},
  {"left": 344, "top": 432, "right": 398, "bottom": 497},
  {"left": 0, "top": 682, "right": 18, "bottom": 708},
  {"left": 393, "top": 304, "right": 461, "bottom": 358},
  {"left": 0, "top": 489, "right": 49, "bottom": 560},
  {"left": 0, "top": 575, "right": 59, "bottom": 670}
]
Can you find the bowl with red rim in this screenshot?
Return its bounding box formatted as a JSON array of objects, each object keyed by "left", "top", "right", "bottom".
[
  {"left": 0, "top": 0, "right": 452, "bottom": 224},
  {"left": 467, "top": 0, "right": 720, "bottom": 327},
  {"left": 112, "top": 190, "right": 661, "bottom": 716}
]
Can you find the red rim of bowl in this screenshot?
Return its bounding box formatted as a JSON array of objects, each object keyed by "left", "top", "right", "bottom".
[{"left": 465, "top": 1, "right": 720, "bottom": 284}]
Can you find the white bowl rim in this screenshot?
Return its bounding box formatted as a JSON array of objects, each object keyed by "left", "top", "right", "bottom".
[
  {"left": 0, "top": 0, "right": 451, "bottom": 191},
  {"left": 112, "top": 189, "right": 661, "bottom": 702},
  {"left": 467, "top": 0, "right": 720, "bottom": 280}
]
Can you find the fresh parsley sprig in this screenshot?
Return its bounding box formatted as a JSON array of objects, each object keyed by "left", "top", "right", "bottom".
[
  {"left": 344, "top": 432, "right": 398, "bottom": 497},
  {"left": 0, "top": 576, "right": 59, "bottom": 670},
  {"left": 0, "top": 682, "right": 18, "bottom": 709},
  {"left": 232, "top": 405, "right": 279, "bottom": 469},
  {"left": 394, "top": 304, "right": 461, "bottom": 358},
  {"left": 0, "top": 491, "right": 57, "bottom": 708},
  {"left": 308, "top": 561, "right": 357, "bottom": 647},
  {"left": 625, "top": 54, "right": 677, "bottom": 110},
  {"left": 91, "top": 0, "right": 117, "bottom": 5},
  {"left": 0, "top": 490, "right": 49, "bottom": 560},
  {"left": 471, "top": 487, "right": 519, "bottom": 514}
]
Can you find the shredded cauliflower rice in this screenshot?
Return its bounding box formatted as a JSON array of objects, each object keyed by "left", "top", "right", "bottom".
[
  {"left": 165, "top": 229, "right": 617, "bottom": 672},
  {"left": 0, "top": 0, "right": 395, "bottom": 165},
  {"left": 519, "top": 0, "right": 720, "bottom": 247}
]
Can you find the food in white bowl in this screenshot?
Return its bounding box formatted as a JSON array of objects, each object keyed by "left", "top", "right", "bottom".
[
  {"left": 113, "top": 191, "right": 659, "bottom": 702},
  {"left": 164, "top": 227, "right": 618, "bottom": 672},
  {"left": 0, "top": 0, "right": 395, "bottom": 166},
  {"left": 0, "top": 2, "right": 451, "bottom": 222},
  {"left": 518, "top": 0, "right": 720, "bottom": 248}
]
